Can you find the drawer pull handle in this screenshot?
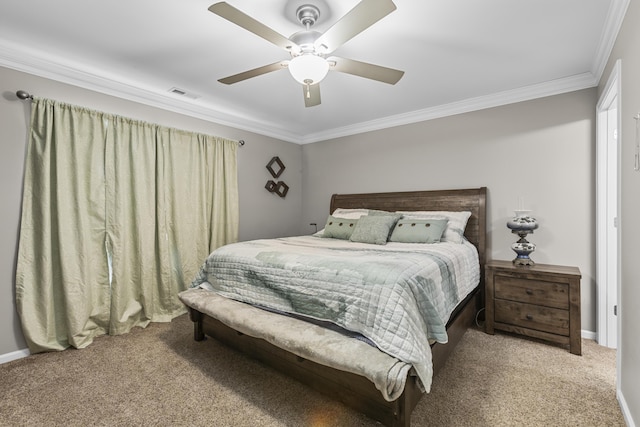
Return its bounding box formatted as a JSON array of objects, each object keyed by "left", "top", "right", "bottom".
[
  {"left": 525, "top": 288, "right": 534, "bottom": 295},
  {"left": 525, "top": 314, "right": 533, "bottom": 321}
]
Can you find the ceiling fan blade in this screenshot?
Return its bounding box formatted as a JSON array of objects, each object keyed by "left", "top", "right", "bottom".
[
  {"left": 219, "top": 61, "right": 288, "bottom": 84},
  {"left": 209, "top": 2, "right": 298, "bottom": 51},
  {"left": 314, "top": 0, "right": 396, "bottom": 54},
  {"left": 303, "top": 84, "right": 321, "bottom": 107},
  {"left": 330, "top": 57, "right": 404, "bottom": 85}
]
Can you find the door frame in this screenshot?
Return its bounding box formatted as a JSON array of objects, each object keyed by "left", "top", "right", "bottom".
[{"left": 596, "top": 59, "right": 621, "bottom": 350}]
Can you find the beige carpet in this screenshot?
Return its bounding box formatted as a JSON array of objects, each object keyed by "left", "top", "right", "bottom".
[{"left": 0, "top": 314, "right": 624, "bottom": 426}]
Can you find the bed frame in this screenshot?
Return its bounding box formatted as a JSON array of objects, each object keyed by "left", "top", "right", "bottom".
[{"left": 187, "top": 187, "right": 487, "bottom": 427}]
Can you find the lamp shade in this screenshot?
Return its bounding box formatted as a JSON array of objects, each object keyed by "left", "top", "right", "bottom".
[{"left": 288, "top": 54, "right": 329, "bottom": 85}]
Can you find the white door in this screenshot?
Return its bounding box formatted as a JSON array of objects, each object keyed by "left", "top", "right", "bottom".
[{"left": 596, "top": 60, "right": 620, "bottom": 349}]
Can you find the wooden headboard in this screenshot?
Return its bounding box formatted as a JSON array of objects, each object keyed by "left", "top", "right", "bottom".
[{"left": 330, "top": 187, "right": 487, "bottom": 266}]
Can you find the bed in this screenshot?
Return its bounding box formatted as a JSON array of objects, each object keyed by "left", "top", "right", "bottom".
[{"left": 179, "top": 187, "right": 487, "bottom": 426}]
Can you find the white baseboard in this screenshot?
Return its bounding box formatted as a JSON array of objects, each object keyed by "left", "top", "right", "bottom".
[
  {"left": 619, "top": 387, "right": 636, "bottom": 427},
  {"left": 582, "top": 329, "right": 596, "bottom": 340},
  {"left": 0, "top": 348, "right": 30, "bottom": 364}
]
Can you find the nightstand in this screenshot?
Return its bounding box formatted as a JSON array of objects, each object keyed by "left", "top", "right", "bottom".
[{"left": 485, "top": 260, "right": 582, "bottom": 355}]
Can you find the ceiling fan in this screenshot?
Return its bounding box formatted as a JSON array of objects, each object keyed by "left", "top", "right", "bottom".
[{"left": 209, "top": 0, "right": 405, "bottom": 107}]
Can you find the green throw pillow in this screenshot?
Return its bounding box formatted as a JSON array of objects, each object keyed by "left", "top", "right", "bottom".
[
  {"left": 396, "top": 211, "right": 471, "bottom": 243},
  {"left": 349, "top": 215, "right": 400, "bottom": 245},
  {"left": 389, "top": 218, "right": 449, "bottom": 243},
  {"left": 321, "top": 215, "right": 358, "bottom": 240}
]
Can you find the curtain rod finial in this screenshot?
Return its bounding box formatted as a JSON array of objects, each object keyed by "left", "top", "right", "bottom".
[{"left": 16, "top": 90, "right": 32, "bottom": 100}]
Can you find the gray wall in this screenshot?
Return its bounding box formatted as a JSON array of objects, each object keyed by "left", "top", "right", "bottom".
[
  {"left": 302, "top": 89, "right": 597, "bottom": 333},
  {"left": 0, "top": 65, "right": 303, "bottom": 356},
  {"left": 600, "top": 0, "right": 640, "bottom": 423}
]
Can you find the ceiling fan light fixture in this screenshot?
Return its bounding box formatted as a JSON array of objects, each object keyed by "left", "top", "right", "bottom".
[{"left": 288, "top": 54, "right": 329, "bottom": 85}]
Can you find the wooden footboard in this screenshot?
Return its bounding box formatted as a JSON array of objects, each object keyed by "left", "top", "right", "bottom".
[{"left": 188, "top": 289, "right": 480, "bottom": 427}]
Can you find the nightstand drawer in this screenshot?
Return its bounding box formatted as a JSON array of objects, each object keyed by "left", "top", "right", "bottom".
[
  {"left": 495, "top": 300, "right": 569, "bottom": 336},
  {"left": 494, "top": 275, "right": 569, "bottom": 309}
]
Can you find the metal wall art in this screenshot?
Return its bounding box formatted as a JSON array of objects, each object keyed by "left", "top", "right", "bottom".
[{"left": 265, "top": 156, "right": 288, "bottom": 198}]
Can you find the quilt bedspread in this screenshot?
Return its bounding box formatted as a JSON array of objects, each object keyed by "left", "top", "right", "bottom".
[{"left": 190, "top": 236, "right": 480, "bottom": 392}]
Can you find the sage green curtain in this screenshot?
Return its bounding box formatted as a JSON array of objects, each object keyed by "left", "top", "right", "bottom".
[
  {"left": 15, "top": 99, "right": 111, "bottom": 352},
  {"left": 16, "top": 98, "right": 238, "bottom": 352}
]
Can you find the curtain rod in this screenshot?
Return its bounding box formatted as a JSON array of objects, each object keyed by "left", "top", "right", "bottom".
[{"left": 15, "top": 90, "right": 245, "bottom": 146}]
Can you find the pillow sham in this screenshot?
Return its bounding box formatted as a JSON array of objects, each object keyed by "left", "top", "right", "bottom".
[
  {"left": 349, "top": 215, "right": 400, "bottom": 245},
  {"left": 396, "top": 210, "right": 472, "bottom": 244},
  {"left": 389, "top": 218, "right": 449, "bottom": 243},
  {"left": 321, "top": 215, "right": 359, "bottom": 240}
]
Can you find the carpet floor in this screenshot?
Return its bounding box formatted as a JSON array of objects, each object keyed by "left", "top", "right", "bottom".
[{"left": 0, "top": 314, "right": 625, "bottom": 426}]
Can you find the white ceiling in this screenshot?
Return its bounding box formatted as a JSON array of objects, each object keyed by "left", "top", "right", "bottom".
[{"left": 0, "top": 0, "right": 627, "bottom": 143}]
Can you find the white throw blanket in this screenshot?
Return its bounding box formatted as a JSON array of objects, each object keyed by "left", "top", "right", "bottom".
[{"left": 179, "top": 288, "right": 413, "bottom": 401}]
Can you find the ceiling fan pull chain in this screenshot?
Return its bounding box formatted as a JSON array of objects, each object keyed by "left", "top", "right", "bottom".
[{"left": 304, "top": 80, "right": 312, "bottom": 98}]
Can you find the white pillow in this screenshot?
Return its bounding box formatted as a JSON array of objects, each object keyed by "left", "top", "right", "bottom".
[
  {"left": 330, "top": 208, "right": 370, "bottom": 219},
  {"left": 396, "top": 211, "right": 472, "bottom": 244}
]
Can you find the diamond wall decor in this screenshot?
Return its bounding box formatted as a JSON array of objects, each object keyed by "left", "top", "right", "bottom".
[
  {"left": 274, "top": 181, "right": 289, "bottom": 198},
  {"left": 265, "top": 156, "right": 288, "bottom": 198},
  {"left": 266, "top": 156, "right": 285, "bottom": 178}
]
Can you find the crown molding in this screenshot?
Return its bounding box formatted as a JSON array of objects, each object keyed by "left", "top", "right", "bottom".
[
  {"left": 591, "top": 0, "right": 630, "bottom": 82},
  {"left": 300, "top": 72, "right": 599, "bottom": 144},
  {"left": 0, "top": 41, "right": 303, "bottom": 143},
  {"left": 1, "top": 0, "right": 625, "bottom": 149},
  {"left": 301, "top": 0, "right": 630, "bottom": 144}
]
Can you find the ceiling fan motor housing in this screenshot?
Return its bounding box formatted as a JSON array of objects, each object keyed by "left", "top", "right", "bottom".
[
  {"left": 292, "top": 4, "right": 324, "bottom": 56},
  {"left": 289, "top": 4, "right": 328, "bottom": 86},
  {"left": 289, "top": 30, "right": 322, "bottom": 55}
]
